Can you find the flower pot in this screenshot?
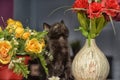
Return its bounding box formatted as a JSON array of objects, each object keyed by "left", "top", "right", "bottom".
[
  {"left": 0, "top": 55, "right": 30, "bottom": 80},
  {"left": 72, "top": 39, "right": 110, "bottom": 80}
]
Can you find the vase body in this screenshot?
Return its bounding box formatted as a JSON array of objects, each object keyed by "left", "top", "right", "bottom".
[
  {"left": 72, "top": 39, "right": 110, "bottom": 80},
  {"left": 0, "top": 55, "right": 30, "bottom": 80}
]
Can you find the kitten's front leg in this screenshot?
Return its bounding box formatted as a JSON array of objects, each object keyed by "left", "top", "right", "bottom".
[{"left": 64, "top": 58, "right": 74, "bottom": 80}]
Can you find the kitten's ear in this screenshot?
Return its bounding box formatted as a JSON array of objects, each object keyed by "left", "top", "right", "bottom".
[
  {"left": 43, "top": 23, "right": 50, "bottom": 32},
  {"left": 61, "top": 20, "right": 64, "bottom": 24},
  {"left": 61, "top": 20, "right": 66, "bottom": 27}
]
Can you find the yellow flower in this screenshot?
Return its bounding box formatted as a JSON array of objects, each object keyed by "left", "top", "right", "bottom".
[
  {"left": 15, "top": 27, "right": 24, "bottom": 38},
  {"left": 0, "top": 27, "right": 2, "bottom": 32},
  {"left": 15, "top": 21, "right": 23, "bottom": 28},
  {"left": 22, "top": 32, "right": 31, "bottom": 40},
  {"left": 25, "top": 38, "right": 44, "bottom": 53},
  {"left": 0, "top": 41, "right": 12, "bottom": 64},
  {"left": 7, "top": 18, "right": 15, "bottom": 25},
  {"left": 6, "top": 18, "right": 23, "bottom": 33}
]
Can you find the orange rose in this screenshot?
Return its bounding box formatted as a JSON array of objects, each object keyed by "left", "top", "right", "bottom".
[
  {"left": 6, "top": 18, "right": 23, "bottom": 33},
  {"left": 22, "top": 32, "right": 31, "bottom": 40},
  {"left": 7, "top": 18, "right": 15, "bottom": 25},
  {"left": 0, "top": 41, "right": 12, "bottom": 64},
  {"left": 15, "top": 27, "right": 24, "bottom": 38},
  {"left": 15, "top": 21, "right": 23, "bottom": 28},
  {"left": 25, "top": 38, "right": 44, "bottom": 53}
]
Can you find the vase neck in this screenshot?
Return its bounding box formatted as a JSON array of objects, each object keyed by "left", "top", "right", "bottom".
[{"left": 85, "top": 39, "right": 96, "bottom": 47}]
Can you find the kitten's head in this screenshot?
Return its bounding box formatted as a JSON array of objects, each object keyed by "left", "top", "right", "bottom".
[{"left": 43, "top": 20, "right": 69, "bottom": 39}]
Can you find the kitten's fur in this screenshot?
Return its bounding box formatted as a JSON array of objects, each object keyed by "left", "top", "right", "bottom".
[{"left": 43, "top": 20, "right": 73, "bottom": 80}]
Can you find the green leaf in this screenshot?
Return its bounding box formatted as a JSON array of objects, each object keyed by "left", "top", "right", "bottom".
[
  {"left": 36, "top": 31, "right": 48, "bottom": 39},
  {"left": 96, "top": 15, "right": 107, "bottom": 36},
  {"left": 37, "top": 53, "right": 48, "bottom": 75},
  {"left": 0, "top": 32, "right": 4, "bottom": 38},
  {"left": 77, "top": 12, "right": 89, "bottom": 31},
  {"left": 90, "top": 18, "right": 96, "bottom": 34},
  {"left": 79, "top": 27, "right": 88, "bottom": 38},
  {"left": 3, "top": 29, "right": 14, "bottom": 40},
  {"left": 89, "top": 18, "right": 97, "bottom": 38},
  {"left": 30, "top": 30, "right": 48, "bottom": 40},
  {"left": 90, "top": 33, "right": 96, "bottom": 39},
  {"left": 16, "top": 39, "right": 26, "bottom": 55},
  {"left": 13, "top": 62, "right": 29, "bottom": 78}
]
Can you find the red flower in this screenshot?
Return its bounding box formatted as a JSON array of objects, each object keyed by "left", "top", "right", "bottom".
[
  {"left": 87, "top": 2, "right": 102, "bottom": 18},
  {"left": 102, "top": 0, "right": 120, "bottom": 17},
  {"left": 112, "top": 0, "right": 120, "bottom": 21},
  {"left": 73, "top": 0, "right": 89, "bottom": 10},
  {"left": 112, "top": 13, "right": 120, "bottom": 21}
]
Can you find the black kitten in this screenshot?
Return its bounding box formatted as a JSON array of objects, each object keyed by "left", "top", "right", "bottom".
[{"left": 43, "top": 20, "right": 73, "bottom": 80}]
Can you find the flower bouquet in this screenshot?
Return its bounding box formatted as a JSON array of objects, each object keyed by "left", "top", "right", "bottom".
[
  {"left": 72, "top": 0, "right": 120, "bottom": 42},
  {"left": 0, "top": 18, "right": 48, "bottom": 79}
]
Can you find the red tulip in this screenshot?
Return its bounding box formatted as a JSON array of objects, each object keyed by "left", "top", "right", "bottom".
[
  {"left": 72, "top": 0, "right": 89, "bottom": 10},
  {"left": 87, "top": 2, "right": 102, "bottom": 18}
]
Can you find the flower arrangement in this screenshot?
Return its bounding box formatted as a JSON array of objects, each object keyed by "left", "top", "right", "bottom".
[
  {"left": 72, "top": 0, "right": 120, "bottom": 41},
  {"left": 0, "top": 18, "right": 48, "bottom": 78}
]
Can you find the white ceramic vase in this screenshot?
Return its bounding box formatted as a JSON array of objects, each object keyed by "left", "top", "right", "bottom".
[{"left": 72, "top": 39, "right": 110, "bottom": 80}]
